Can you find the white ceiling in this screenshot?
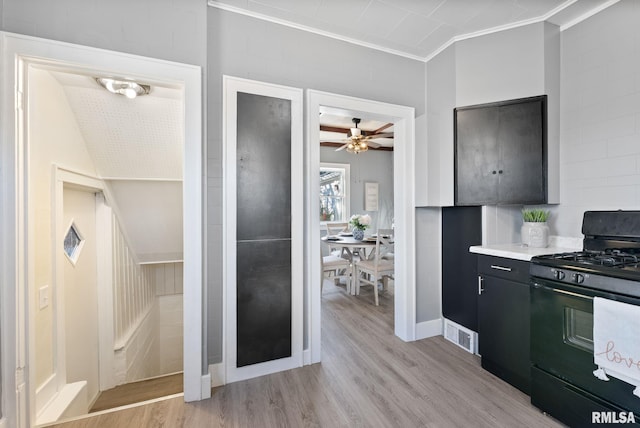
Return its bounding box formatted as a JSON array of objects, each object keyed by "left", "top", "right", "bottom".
[
  {"left": 50, "top": 70, "right": 184, "bottom": 180},
  {"left": 47, "top": 69, "right": 185, "bottom": 263},
  {"left": 209, "top": 0, "right": 617, "bottom": 60}
]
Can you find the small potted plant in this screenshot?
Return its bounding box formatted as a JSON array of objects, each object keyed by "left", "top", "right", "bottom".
[
  {"left": 349, "top": 214, "right": 371, "bottom": 241},
  {"left": 522, "top": 208, "right": 550, "bottom": 248}
]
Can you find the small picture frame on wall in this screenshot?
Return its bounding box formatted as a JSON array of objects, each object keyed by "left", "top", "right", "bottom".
[{"left": 365, "top": 182, "right": 379, "bottom": 211}]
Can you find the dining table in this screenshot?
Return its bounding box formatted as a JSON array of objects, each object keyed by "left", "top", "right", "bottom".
[{"left": 321, "top": 233, "right": 379, "bottom": 295}]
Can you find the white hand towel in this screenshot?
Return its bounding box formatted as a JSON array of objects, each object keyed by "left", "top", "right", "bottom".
[{"left": 593, "top": 297, "right": 640, "bottom": 398}]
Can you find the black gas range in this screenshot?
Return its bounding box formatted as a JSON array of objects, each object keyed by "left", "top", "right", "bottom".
[
  {"left": 530, "top": 247, "right": 640, "bottom": 299},
  {"left": 530, "top": 211, "right": 640, "bottom": 427}
]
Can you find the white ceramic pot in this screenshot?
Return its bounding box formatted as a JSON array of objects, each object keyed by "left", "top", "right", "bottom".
[{"left": 521, "top": 222, "right": 549, "bottom": 248}]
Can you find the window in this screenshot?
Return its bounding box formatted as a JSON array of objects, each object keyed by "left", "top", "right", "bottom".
[
  {"left": 64, "top": 221, "right": 85, "bottom": 265},
  {"left": 320, "top": 163, "right": 350, "bottom": 222}
]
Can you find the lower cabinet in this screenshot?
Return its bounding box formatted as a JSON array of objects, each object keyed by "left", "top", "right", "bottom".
[{"left": 477, "top": 255, "right": 530, "bottom": 394}]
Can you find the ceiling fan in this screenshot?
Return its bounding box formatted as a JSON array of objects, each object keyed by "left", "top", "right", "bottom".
[{"left": 333, "top": 118, "right": 393, "bottom": 154}]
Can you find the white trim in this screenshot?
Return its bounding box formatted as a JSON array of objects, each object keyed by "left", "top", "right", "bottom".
[
  {"left": 34, "top": 373, "right": 58, "bottom": 420},
  {"left": 307, "top": 90, "right": 416, "bottom": 364},
  {"left": 200, "top": 373, "right": 212, "bottom": 399},
  {"left": 95, "top": 193, "right": 115, "bottom": 391},
  {"left": 303, "top": 349, "right": 311, "bottom": 366},
  {"left": 559, "top": 0, "right": 621, "bottom": 31},
  {"left": 0, "top": 32, "right": 204, "bottom": 427},
  {"left": 208, "top": 363, "right": 225, "bottom": 387},
  {"left": 415, "top": 319, "right": 444, "bottom": 340},
  {"left": 223, "top": 76, "right": 304, "bottom": 383}
]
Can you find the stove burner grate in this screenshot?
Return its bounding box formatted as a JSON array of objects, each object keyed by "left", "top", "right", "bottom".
[{"left": 548, "top": 249, "right": 640, "bottom": 269}]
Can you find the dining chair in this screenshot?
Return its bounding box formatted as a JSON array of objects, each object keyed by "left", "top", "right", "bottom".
[
  {"left": 321, "top": 245, "right": 352, "bottom": 294},
  {"left": 354, "top": 228, "right": 394, "bottom": 306},
  {"left": 324, "top": 222, "right": 350, "bottom": 258}
]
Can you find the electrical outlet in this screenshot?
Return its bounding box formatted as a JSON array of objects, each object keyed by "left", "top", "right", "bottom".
[{"left": 39, "top": 285, "right": 49, "bottom": 310}]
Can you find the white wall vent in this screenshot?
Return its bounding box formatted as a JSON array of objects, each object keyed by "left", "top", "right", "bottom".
[{"left": 443, "top": 318, "right": 477, "bottom": 355}]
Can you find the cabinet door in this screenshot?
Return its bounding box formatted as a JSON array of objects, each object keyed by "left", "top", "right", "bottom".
[
  {"left": 497, "top": 100, "right": 545, "bottom": 204},
  {"left": 478, "top": 275, "right": 530, "bottom": 394},
  {"left": 454, "top": 106, "right": 500, "bottom": 205},
  {"left": 442, "top": 207, "right": 482, "bottom": 331}
]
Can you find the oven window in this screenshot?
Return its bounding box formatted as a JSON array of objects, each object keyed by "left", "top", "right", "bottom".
[{"left": 564, "top": 307, "right": 593, "bottom": 351}]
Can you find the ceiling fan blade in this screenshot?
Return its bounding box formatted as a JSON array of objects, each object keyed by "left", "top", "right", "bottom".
[
  {"left": 335, "top": 143, "right": 349, "bottom": 151},
  {"left": 367, "top": 141, "right": 382, "bottom": 148}
]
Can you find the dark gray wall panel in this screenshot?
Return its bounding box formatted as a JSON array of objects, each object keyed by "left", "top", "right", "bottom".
[
  {"left": 236, "top": 240, "right": 292, "bottom": 367},
  {"left": 236, "top": 92, "right": 293, "bottom": 367},
  {"left": 237, "top": 92, "right": 291, "bottom": 241}
]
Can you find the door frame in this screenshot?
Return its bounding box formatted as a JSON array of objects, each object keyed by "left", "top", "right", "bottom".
[
  {"left": 306, "top": 90, "right": 417, "bottom": 363},
  {"left": 222, "top": 76, "right": 304, "bottom": 383},
  {"left": 0, "top": 32, "right": 205, "bottom": 428}
]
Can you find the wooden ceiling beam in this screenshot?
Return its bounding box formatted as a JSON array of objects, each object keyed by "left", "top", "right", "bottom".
[
  {"left": 320, "top": 141, "right": 393, "bottom": 151},
  {"left": 320, "top": 125, "right": 349, "bottom": 134}
]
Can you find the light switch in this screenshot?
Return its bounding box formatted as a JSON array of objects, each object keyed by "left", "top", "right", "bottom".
[{"left": 39, "top": 285, "right": 49, "bottom": 310}]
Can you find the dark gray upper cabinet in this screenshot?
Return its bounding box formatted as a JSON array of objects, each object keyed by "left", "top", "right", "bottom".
[{"left": 454, "top": 95, "right": 547, "bottom": 206}]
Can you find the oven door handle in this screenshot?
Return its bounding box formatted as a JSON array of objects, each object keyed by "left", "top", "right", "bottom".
[{"left": 533, "top": 282, "right": 593, "bottom": 300}]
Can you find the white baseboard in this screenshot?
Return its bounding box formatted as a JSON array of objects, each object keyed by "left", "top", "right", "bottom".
[
  {"left": 200, "top": 373, "right": 212, "bottom": 399},
  {"left": 208, "top": 363, "right": 225, "bottom": 387},
  {"left": 415, "top": 318, "right": 443, "bottom": 340},
  {"left": 303, "top": 349, "right": 311, "bottom": 365}
]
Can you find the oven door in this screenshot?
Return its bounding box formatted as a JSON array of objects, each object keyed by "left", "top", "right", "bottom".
[{"left": 531, "top": 278, "right": 640, "bottom": 414}]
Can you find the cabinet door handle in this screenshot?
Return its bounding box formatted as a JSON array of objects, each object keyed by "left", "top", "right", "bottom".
[
  {"left": 478, "top": 276, "right": 484, "bottom": 295},
  {"left": 490, "top": 265, "right": 512, "bottom": 272}
]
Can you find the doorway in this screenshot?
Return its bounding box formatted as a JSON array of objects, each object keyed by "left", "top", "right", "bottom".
[
  {"left": 0, "top": 33, "right": 204, "bottom": 428},
  {"left": 307, "top": 90, "right": 417, "bottom": 364},
  {"left": 319, "top": 110, "right": 395, "bottom": 307}
]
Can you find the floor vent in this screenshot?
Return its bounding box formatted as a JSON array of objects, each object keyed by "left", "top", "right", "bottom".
[{"left": 443, "top": 319, "right": 477, "bottom": 354}]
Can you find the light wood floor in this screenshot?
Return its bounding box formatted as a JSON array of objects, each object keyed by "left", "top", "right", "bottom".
[
  {"left": 89, "top": 373, "right": 183, "bottom": 413},
  {"left": 51, "top": 281, "right": 562, "bottom": 427}
]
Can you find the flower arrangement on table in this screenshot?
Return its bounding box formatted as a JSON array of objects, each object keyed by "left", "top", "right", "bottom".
[{"left": 349, "top": 214, "right": 371, "bottom": 240}]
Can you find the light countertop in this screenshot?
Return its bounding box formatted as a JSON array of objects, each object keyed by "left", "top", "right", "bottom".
[{"left": 469, "top": 237, "right": 582, "bottom": 261}]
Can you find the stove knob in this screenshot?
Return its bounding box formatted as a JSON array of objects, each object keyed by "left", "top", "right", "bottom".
[
  {"left": 554, "top": 270, "right": 565, "bottom": 280},
  {"left": 572, "top": 273, "right": 585, "bottom": 284}
]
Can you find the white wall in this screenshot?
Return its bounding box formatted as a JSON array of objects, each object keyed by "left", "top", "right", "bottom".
[
  {"left": 1, "top": 0, "right": 206, "bottom": 66},
  {"left": 206, "top": 7, "right": 426, "bottom": 364},
  {"left": 108, "top": 180, "right": 183, "bottom": 263},
  {"left": 424, "top": 22, "right": 560, "bottom": 210},
  {"left": 114, "top": 262, "right": 183, "bottom": 384},
  {"left": 320, "top": 146, "right": 394, "bottom": 231},
  {"left": 28, "top": 67, "right": 100, "bottom": 389},
  {"left": 552, "top": 0, "right": 640, "bottom": 237}
]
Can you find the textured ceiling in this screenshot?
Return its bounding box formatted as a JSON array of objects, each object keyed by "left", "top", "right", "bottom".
[
  {"left": 209, "top": 0, "right": 617, "bottom": 60},
  {"left": 51, "top": 70, "right": 184, "bottom": 180}
]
